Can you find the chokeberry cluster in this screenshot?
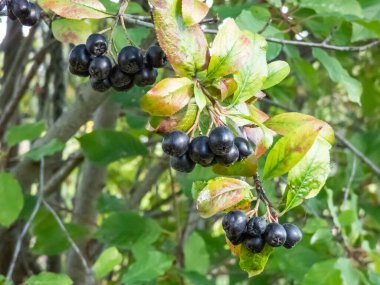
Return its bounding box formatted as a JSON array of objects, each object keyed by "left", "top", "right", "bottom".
[
  {"left": 3, "top": 0, "right": 40, "bottom": 26},
  {"left": 222, "top": 211, "right": 302, "bottom": 253},
  {"left": 162, "top": 126, "right": 253, "bottom": 173},
  {"left": 69, "top": 33, "right": 167, "bottom": 92}
]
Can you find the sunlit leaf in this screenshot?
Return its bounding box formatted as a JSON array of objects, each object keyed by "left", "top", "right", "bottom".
[
  {"left": 262, "top": 61, "right": 290, "bottom": 89},
  {"left": 0, "top": 173, "right": 24, "bottom": 227},
  {"left": 213, "top": 154, "right": 257, "bottom": 177},
  {"left": 5, "top": 121, "right": 45, "bottom": 147},
  {"left": 182, "top": 0, "right": 209, "bottom": 26},
  {"left": 93, "top": 247, "right": 123, "bottom": 279},
  {"left": 26, "top": 139, "right": 65, "bottom": 161},
  {"left": 299, "top": 0, "right": 363, "bottom": 18},
  {"left": 26, "top": 272, "right": 73, "bottom": 285},
  {"left": 52, "top": 19, "right": 93, "bottom": 44},
  {"left": 239, "top": 244, "right": 273, "bottom": 277},
  {"left": 194, "top": 84, "right": 207, "bottom": 111}
]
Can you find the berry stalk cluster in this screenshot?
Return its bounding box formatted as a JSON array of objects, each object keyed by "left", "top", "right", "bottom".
[
  {"left": 222, "top": 211, "right": 302, "bottom": 253},
  {"left": 162, "top": 126, "right": 253, "bottom": 173},
  {"left": 2, "top": 0, "right": 40, "bottom": 26},
  {"left": 69, "top": 33, "right": 167, "bottom": 92}
]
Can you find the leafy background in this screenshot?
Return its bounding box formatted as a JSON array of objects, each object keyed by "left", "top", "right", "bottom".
[{"left": 0, "top": 0, "right": 379, "bottom": 284}]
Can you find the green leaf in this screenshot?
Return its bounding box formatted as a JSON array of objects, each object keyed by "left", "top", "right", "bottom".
[
  {"left": 313, "top": 48, "right": 362, "bottom": 105},
  {"left": 263, "top": 126, "right": 321, "bottom": 179},
  {"left": 262, "top": 61, "right": 290, "bottom": 89},
  {"left": 93, "top": 247, "right": 123, "bottom": 279},
  {"left": 37, "top": 0, "right": 111, "bottom": 19},
  {"left": 282, "top": 138, "right": 331, "bottom": 214},
  {"left": 140, "top": 78, "right": 194, "bottom": 117},
  {"left": 265, "top": 112, "right": 335, "bottom": 145},
  {"left": 26, "top": 139, "right": 65, "bottom": 161},
  {"left": 184, "top": 232, "right": 210, "bottom": 275},
  {"left": 303, "top": 260, "right": 343, "bottom": 285},
  {"left": 26, "top": 272, "right": 73, "bottom": 285},
  {"left": 179, "top": 271, "right": 214, "bottom": 285},
  {"left": 96, "top": 212, "right": 161, "bottom": 249},
  {"left": 5, "top": 121, "right": 45, "bottom": 147},
  {"left": 194, "top": 177, "right": 254, "bottom": 218},
  {"left": 0, "top": 275, "right": 12, "bottom": 285},
  {"left": 194, "top": 85, "right": 207, "bottom": 111},
  {"left": 52, "top": 19, "right": 92, "bottom": 44},
  {"left": 212, "top": 154, "right": 257, "bottom": 177},
  {"left": 182, "top": 0, "right": 209, "bottom": 26},
  {"left": 239, "top": 244, "right": 273, "bottom": 277},
  {"left": 299, "top": 0, "right": 362, "bottom": 18},
  {"left": 78, "top": 130, "right": 147, "bottom": 164},
  {"left": 232, "top": 32, "right": 268, "bottom": 104},
  {"left": 0, "top": 173, "right": 24, "bottom": 227}
]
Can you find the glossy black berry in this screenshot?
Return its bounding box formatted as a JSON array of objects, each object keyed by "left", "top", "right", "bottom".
[
  {"left": 90, "top": 77, "right": 111, "bottom": 92},
  {"left": 145, "top": 45, "right": 167, "bottom": 68},
  {"left": 215, "top": 144, "right": 239, "bottom": 166},
  {"left": 11, "top": 0, "right": 30, "bottom": 19},
  {"left": 134, "top": 68, "right": 157, "bottom": 87},
  {"left": 69, "top": 44, "right": 92, "bottom": 75},
  {"left": 228, "top": 232, "right": 246, "bottom": 246},
  {"left": 264, "top": 223, "right": 287, "bottom": 247},
  {"left": 162, "top": 131, "right": 189, "bottom": 157},
  {"left": 170, "top": 153, "right": 195, "bottom": 173},
  {"left": 86, "top": 33, "right": 108, "bottom": 57},
  {"left": 246, "top": 217, "right": 267, "bottom": 237},
  {"left": 283, "top": 223, "right": 302, "bottom": 249},
  {"left": 118, "top": 46, "right": 143, "bottom": 74},
  {"left": 113, "top": 81, "right": 134, "bottom": 92},
  {"left": 209, "top": 126, "right": 235, "bottom": 155},
  {"left": 19, "top": 3, "right": 40, "bottom": 26},
  {"left": 234, "top": 137, "right": 253, "bottom": 160},
  {"left": 109, "top": 65, "right": 132, "bottom": 88},
  {"left": 188, "top": 136, "right": 214, "bottom": 166},
  {"left": 88, "top": 56, "right": 112, "bottom": 80},
  {"left": 222, "top": 211, "right": 247, "bottom": 239},
  {"left": 245, "top": 236, "right": 265, "bottom": 253}
]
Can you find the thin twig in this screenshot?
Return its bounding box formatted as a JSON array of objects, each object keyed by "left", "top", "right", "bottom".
[{"left": 253, "top": 173, "right": 278, "bottom": 222}]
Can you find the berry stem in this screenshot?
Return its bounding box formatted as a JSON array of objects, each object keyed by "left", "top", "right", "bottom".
[{"left": 253, "top": 173, "right": 278, "bottom": 222}]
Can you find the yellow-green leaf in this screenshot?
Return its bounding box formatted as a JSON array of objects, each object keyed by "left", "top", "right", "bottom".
[
  {"left": 52, "top": 19, "right": 93, "bottom": 44},
  {"left": 262, "top": 61, "right": 290, "bottom": 89},
  {"left": 0, "top": 173, "right": 24, "bottom": 227},
  {"left": 182, "top": 0, "right": 209, "bottom": 26},
  {"left": 239, "top": 244, "right": 273, "bottom": 277},
  {"left": 93, "top": 247, "right": 122, "bottom": 279},
  {"left": 194, "top": 85, "right": 207, "bottom": 111},
  {"left": 213, "top": 154, "right": 257, "bottom": 177}
]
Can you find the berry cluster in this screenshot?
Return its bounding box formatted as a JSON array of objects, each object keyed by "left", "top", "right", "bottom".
[
  {"left": 69, "top": 33, "right": 166, "bottom": 92},
  {"left": 222, "top": 211, "right": 302, "bottom": 253},
  {"left": 162, "top": 126, "right": 253, "bottom": 173},
  {"left": 3, "top": 0, "right": 40, "bottom": 26}
]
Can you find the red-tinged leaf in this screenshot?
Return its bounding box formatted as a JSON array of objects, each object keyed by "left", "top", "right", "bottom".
[
  {"left": 140, "top": 78, "right": 194, "bottom": 117},
  {"left": 248, "top": 105, "right": 269, "bottom": 123},
  {"left": 226, "top": 237, "right": 241, "bottom": 256},
  {"left": 265, "top": 112, "right": 335, "bottom": 144},
  {"left": 263, "top": 126, "right": 321, "bottom": 179},
  {"left": 213, "top": 154, "right": 257, "bottom": 177},
  {"left": 207, "top": 18, "right": 249, "bottom": 79},
  {"left": 38, "top": 0, "right": 110, "bottom": 19},
  {"left": 182, "top": 0, "right": 209, "bottom": 26},
  {"left": 239, "top": 244, "right": 273, "bottom": 277},
  {"left": 52, "top": 19, "right": 92, "bottom": 44},
  {"left": 151, "top": 0, "right": 209, "bottom": 77},
  {"left": 245, "top": 127, "right": 268, "bottom": 158}
]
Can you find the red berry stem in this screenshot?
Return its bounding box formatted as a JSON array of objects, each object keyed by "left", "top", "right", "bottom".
[{"left": 253, "top": 173, "right": 278, "bottom": 222}]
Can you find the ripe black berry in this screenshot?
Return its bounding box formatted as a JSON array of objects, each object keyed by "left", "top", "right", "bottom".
[
  {"left": 118, "top": 46, "right": 143, "bottom": 74},
  {"left": 228, "top": 232, "right": 246, "bottom": 246},
  {"left": 234, "top": 137, "right": 253, "bottom": 160},
  {"left": 90, "top": 77, "right": 111, "bottom": 92},
  {"left": 215, "top": 144, "right": 239, "bottom": 166},
  {"left": 189, "top": 136, "right": 215, "bottom": 167},
  {"left": 222, "top": 211, "right": 247, "bottom": 240},
  {"left": 264, "top": 223, "right": 287, "bottom": 247},
  {"left": 162, "top": 131, "right": 189, "bottom": 157},
  {"left": 88, "top": 56, "right": 112, "bottom": 80},
  {"left": 18, "top": 3, "right": 40, "bottom": 26},
  {"left": 86, "top": 33, "right": 108, "bottom": 57},
  {"left": 246, "top": 217, "right": 267, "bottom": 237},
  {"left": 245, "top": 236, "right": 265, "bottom": 253},
  {"left": 170, "top": 153, "right": 195, "bottom": 173},
  {"left": 69, "top": 44, "right": 92, "bottom": 76},
  {"left": 109, "top": 65, "right": 132, "bottom": 88},
  {"left": 145, "top": 45, "right": 167, "bottom": 68},
  {"left": 134, "top": 68, "right": 157, "bottom": 87},
  {"left": 283, "top": 223, "right": 302, "bottom": 249},
  {"left": 113, "top": 81, "right": 134, "bottom": 92},
  {"left": 11, "top": 0, "right": 30, "bottom": 19},
  {"left": 209, "top": 126, "right": 235, "bottom": 155}
]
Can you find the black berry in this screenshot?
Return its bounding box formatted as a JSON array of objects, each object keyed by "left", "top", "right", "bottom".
[
  {"left": 18, "top": 3, "right": 40, "bottom": 26},
  {"left": 228, "top": 232, "right": 246, "bottom": 246},
  {"left": 234, "top": 137, "right": 253, "bottom": 160},
  {"left": 88, "top": 56, "right": 112, "bottom": 80},
  {"left": 69, "top": 44, "right": 92, "bottom": 76},
  {"left": 188, "top": 136, "right": 215, "bottom": 167},
  {"left": 170, "top": 153, "right": 195, "bottom": 173},
  {"left": 162, "top": 131, "right": 189, "bottom": 157},
  {"left": 222, "top": 211, "right": 247, "bottom": 241},
  {"left": 246, "top": 217, "right": 267, "bottom": 237},
  {"left": 264, "top": 223, "right": 287, "bottom": 247},
  {"left": 113, "top": 81, "right": 134, "bottom": 92},
  {"left": 283, "top": 223, "right": 302, "bottom": 249},
  {"left": 134, "top": 68, "right": 157, "bottom": 87},
  {"left": 145, "top": 45, "right": 167, "bottom": 68},
  {"left": 86, "top": 33, "right": 108, "bottom": 57},
  {"left": 209, "top": 126, "right": 235, "bottom": 155},
  {"left": 90, "top": 77, "right": 111, "bottom": 92},
  {"left": 245, "top": 236, "right": 265, "bottom": 253},
  {"left": 118, "top": 46, "right": 143, "bottom": 74},
  {"left": 109, "top": 65, "right": 132, "bottom": 88},
  {"left": 11, "top": 0, "right": 30, "bottom": 19},
  {"left": 215, "top": 144, "right": 239, "bottom": 166}
]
